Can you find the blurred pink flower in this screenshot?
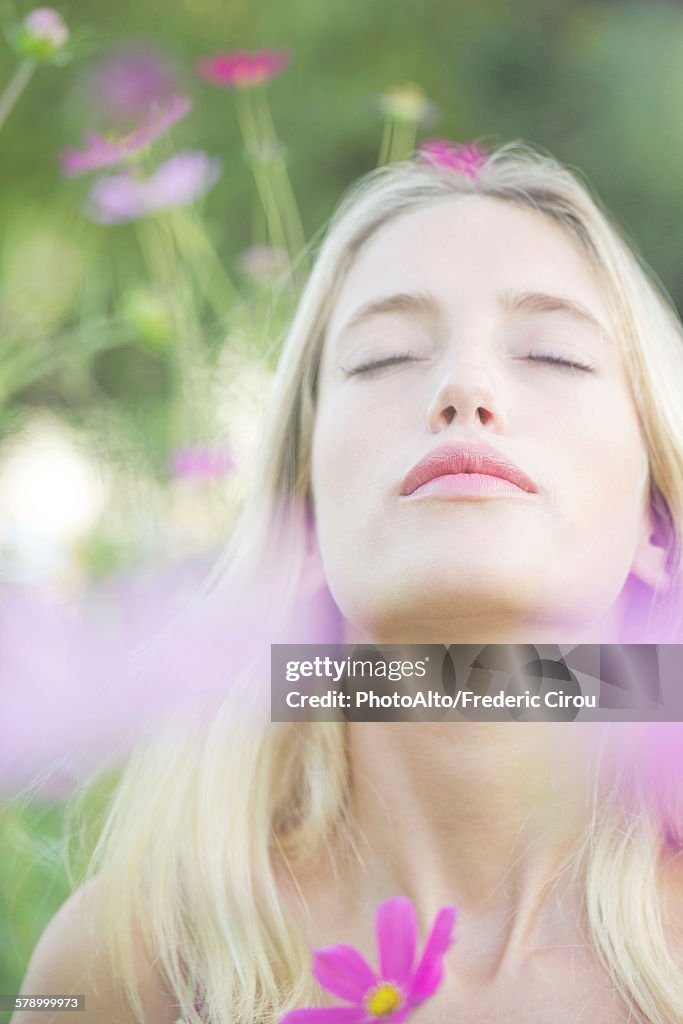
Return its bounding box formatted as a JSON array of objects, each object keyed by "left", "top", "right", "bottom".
[
  {"left": 0, "top": 543, "right": 343, "bottom": 798},
  {"left": 280, "top": 898, "right": 458, "bottom": 1023},
  {"left": 171, "top": 444, "right": 235, "bottom": 482},
  {"left": 86, "top": 150, "right": 222, "bottom": 224},
  {"left": 238, "top": 244, "right": 290, "bottom": 282},
  {"left": 419, "top": 139, "right": 488, "bottom": 181},
  {"left": 24, "top": 7, "right": 69, "bottom": 48},
  {"left": 83, "top": 47, "right": 181, "bottom": 126},
  {"left": 196, "top": 49, "right": 291, "bottom": 89},
  {"left": 60, "top": 94, "right": 192, "bottom": 177}
]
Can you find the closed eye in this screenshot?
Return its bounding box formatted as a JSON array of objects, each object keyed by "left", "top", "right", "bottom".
[
  {"left": 525, "top": 352, "right": 595, "bottom": 372},
  {"left": 344, "top": 351, "right": 596, "bottom": 376},
  {"left": 343, "top": 351, "right": 425, "bottom": 376}
]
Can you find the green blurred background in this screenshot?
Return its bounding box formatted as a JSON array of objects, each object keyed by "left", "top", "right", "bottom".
[{"left": 2, "top": 0, "right": 683, "bottom": 1012}]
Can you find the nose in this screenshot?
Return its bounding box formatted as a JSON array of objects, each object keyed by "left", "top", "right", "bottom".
[{"left": 426, "top": 356, "right": 504, "bottom": 434}]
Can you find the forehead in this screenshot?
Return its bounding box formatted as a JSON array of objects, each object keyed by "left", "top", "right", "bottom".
[{"left": 325, "top": 194, "right": 614, "bottom": 345}]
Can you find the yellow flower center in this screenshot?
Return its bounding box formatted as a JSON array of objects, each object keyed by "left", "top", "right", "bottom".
[{"left": 366, "top": 983, "right": 403, "bottom": 1017}]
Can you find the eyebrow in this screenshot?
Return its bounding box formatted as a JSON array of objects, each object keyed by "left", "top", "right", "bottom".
[{"left": 337, "top": 289, "right": 610, "bottom": 341}]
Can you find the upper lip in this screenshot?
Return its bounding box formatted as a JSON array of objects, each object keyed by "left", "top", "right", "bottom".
[{"left": 400, "top": 441, "right": 539, "bottom": 496}]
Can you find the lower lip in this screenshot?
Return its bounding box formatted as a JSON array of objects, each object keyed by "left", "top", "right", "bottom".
[{"left": 405, "top": 473, "right": 534, "bottom": 499}]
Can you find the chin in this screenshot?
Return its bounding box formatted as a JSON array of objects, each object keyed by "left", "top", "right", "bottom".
[{"left": 337, "top": 576, "right": 626, "bottom": 645}]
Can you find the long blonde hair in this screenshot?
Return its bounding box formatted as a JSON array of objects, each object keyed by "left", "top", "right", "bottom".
[{"left": 72, "top": 142, "right": 683, "bottom": 1023}]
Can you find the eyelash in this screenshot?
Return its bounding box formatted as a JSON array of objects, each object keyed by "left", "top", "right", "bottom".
[
  {"left": 344, "top": 351, "right": 596, "bottom": 375},
  {"left": 344, "top": 351, "right": 425, "bottom": 375},
  {"left": 523, "top": 351, "right": 596, "bottom": 372}
]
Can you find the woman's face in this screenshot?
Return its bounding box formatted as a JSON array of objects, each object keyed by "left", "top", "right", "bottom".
[{"left": 310, "top": 195, "right": 654, "bottom": 642}]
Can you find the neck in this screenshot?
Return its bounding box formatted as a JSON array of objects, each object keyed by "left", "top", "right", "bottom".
[
  {"left": 344, "top": 599, "right": 627, "bottom": 645},
  {"left": 345, "top": 721, "right": 600, "bottom": 970}
]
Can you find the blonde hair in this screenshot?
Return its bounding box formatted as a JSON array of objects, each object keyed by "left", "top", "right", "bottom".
[{"left": 72, "top": 142, "right": 683, "bottom": 1023}]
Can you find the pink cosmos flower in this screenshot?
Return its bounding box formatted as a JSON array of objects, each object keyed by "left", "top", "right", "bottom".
[
  {"left": 84, "top": 48, "right": 181, "bottom": 126},
  {"left": 0, "top": 533, "right": 343, "bottom": 799},
  {"left": 196, "top": 49, "right": 292, "bottom": 89},
  {"left": 419, "top": 139, "right": 488, "bottom": 181},
  {"left": 171, "top": 444, "right": 235, "bottom": 482},
  {"left": 281, "top": 898, "right": 458, "bottom": 1023},
  {"left": 60, "top": 94, "right": 192, "bottom": 177},
  {"left": 86, "top": 150, "right": 221, "bottom": 224}
]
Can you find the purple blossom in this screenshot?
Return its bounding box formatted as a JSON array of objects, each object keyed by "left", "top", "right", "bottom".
[
  {"left": 0, "top": 548, "right": 343, "bottom": 798},
  {"left": 83, "top": 48, "right": 181, "bottom": 126},
  {"left": 87, "top": 150, "right": 222, "bottom": 224},
  {"left": 60, "top": 94, "right": 192, "bottom": 178},
  {"left": 171, "top": 444, "right": 235, "bottom": 482},
  {"left": 281, "top": 898, "right": 458, "bottom": 1022}
]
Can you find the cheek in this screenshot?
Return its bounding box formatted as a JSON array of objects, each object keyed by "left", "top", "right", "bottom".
[
  {"left": 543, "top": 390, "right": 648, "bottom": 535},
  {"left": 311, "top": 393, "right": 399, "bottom": 562}
]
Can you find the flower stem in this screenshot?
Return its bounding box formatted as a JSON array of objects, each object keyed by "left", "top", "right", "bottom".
[
  {"left": 252, "top": 89, "right": 307, "bottom": 265},
  {"left": 236, "top": 91, "right": 288, "bottom": 255},
  {"left": 380, "top": 117, "right": 418, "bottom": 165},
  {"left": 0, "top": 62, "right": 35, "bottom": 137},
  {"left": 167, "top": 207, "right": 243, "bottom": 317},
  {"left": 377, "top": 118, "right": 394, "bottom": 167}
]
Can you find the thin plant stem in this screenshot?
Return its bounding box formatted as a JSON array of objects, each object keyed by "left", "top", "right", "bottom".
[
  {"left": 235, "top": 91, "right": 288, "bottom": 254},
  {"left": 251, "top": 89, "right": 307, "bottom": 261},
  {"left": 392, "top": 119, "right": 418, "bottom": 161},
  {"left": 168, "top": 207, "right": 243, "bottom": 318},
  {"left": 0, "top": 62, "right": 35, "bottom": 136},
  {"left": 382, "top": 117, "right": 418, "bottom": 165},
  {"left": 377, "top": 118, "right": 394, "bottom": 167}
]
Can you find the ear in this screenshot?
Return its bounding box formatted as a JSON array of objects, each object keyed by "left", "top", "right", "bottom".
[
  {"left": 630, "top": 499, "right": 671, "bottom": 592},
  {"left": 300, "top": 497, "right": 328, "bottom": 597}
]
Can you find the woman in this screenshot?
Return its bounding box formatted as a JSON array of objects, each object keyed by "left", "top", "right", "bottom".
[{"left": 13, "top": 141, "right": 683, "bottom": 1024}]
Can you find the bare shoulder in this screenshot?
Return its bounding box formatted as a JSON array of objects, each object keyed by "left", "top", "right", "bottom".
[
  {"left": 660, "top": 846, "right": 683, "bottom": 972},
  {"left": 10, "top": 877, "right": 181, "bottom": 1024}
]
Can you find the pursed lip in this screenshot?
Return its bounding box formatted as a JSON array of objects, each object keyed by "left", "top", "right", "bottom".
[{"left": 400, "top": 442, "right": 539, "bottom": 496}]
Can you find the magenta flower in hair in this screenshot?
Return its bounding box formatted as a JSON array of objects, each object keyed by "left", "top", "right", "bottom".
[
  {"left": 60, "top": 94, "right": 192, "bottom": 177},
  {"left": 419, "top": 138, "right": 488, "bottom": 181},
  {"left": 280, "top": 897, "right": 457, "bottom": 1022},
  {"left": 196, "top": 49, "right": 292, "bottom": 89}
]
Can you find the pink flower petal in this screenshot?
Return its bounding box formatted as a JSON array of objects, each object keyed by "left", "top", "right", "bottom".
[
  {"left": 86, "top": 151, "right": 221, "bottom": 224},
  {"left": 385, "top": 1010, "right": 411, "bottom": 1024},
  {"left": 196, "top": 48, "right": 291, "bottom": 88},
  {"left": 312, "top": 945, "right": 378, "bottom": 1003},
  {"left": 86, "top": 47, "right": 180, "bottom": 124},
  {"left": 419, "top": 139, "right": 488, "bottom": 181},
  {"left": 376, "top": 898, "right": 418, "bottom": 985},
  {"left": 60, "top": 95, "right": 191, "bottom": 178},
  {"left": 145, "top": 151, "right": 221, "bottom": 209},
  {"left": 87, "top": 173, "right": 148, "bottom": 224},
  {"left": 407, "top": 906, "right": 457, "bottom": 1004},
  {"left": 279, "top": 1008, "right": 367, "bottom": 1024},
  {"left": 61, "top": 134, "right": 122, "bottom": 177}
]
